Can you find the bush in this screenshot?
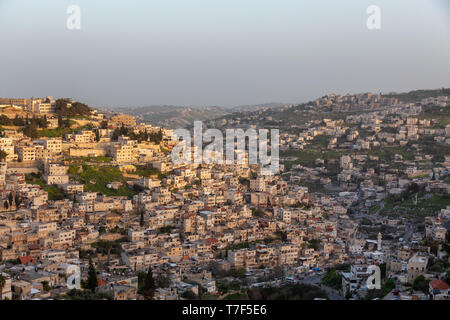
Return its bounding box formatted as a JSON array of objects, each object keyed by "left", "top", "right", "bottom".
[
  {"left": 181, "top": 290, "right": 198, "bottom": 300},
  {"left": 322, "top": 269, "right": 342, "bottom": 290},
  {"left": 412, "top": 275, "right": 429, "bottom": 292}
]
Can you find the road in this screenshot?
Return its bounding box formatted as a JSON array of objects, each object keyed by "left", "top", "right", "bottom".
[
  {"left": 375, "top": 201, "right": 385, "bottom": 216},
  {"left": 382, "top": 289, "right": 397, "bottom": 300}
]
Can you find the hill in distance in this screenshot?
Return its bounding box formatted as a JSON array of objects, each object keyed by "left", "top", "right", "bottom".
[{"left": 110, "top": 103, "right": 285, "bottom": 128}]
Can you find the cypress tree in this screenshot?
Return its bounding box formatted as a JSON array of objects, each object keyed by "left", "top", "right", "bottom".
[
  {"left": 87, "top": 258, "right": 98, "bottom": 292},
  {"left": 143, "top": 267, "right": 156, "bottom": 299}
]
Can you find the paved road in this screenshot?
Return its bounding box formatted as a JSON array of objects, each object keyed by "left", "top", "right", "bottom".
[
  {"left": 382, "top": 289, "right": 397, "bottom": 300},
  {"left": 375, "top": 201, "right": 385, "bottom": 216},
  {"left": 299, "top": 275, "right": 321, "bottom": 286}
]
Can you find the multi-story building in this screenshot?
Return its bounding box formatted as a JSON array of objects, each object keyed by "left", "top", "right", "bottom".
[
  {"left": 407, "top": 253, "right": 429, "bottom": 283},
  {"left": 0, "top": 137, "right": 18, "bottom": 162},
  {"left": 16, "top": 146, "right": 36, "bottom": 162},
  {"left": 43, "top": 163, "right": 69, "bottom": 185},
  {"left": 111, "top": 114, "right": 136, "bottom": 127},
  {"left": 35, "top": 138, "right": 62, "bottom": 154},
  {"left": 110, "top": 142, "right": 136, "bottom": 163}
]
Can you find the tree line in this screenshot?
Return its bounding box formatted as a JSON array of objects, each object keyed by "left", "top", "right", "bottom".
[
  {"left": 112, "top": 125, "right": 163, "bottom": 144},
  {"left": 54, "top": 99, "right": 91, "bottom": 117}
]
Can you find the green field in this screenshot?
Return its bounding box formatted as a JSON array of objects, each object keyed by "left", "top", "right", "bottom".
[
  {"left": 369, "top": 205, "right": 381, "bottom": 214},
  {"left": 367, "top": 146, "right": 414, "bottom": 161},
  {"left": 70, "top": 165, "right": 138, "bottom": 197},
  {"left": 382, "top": 194, "right": 450, "bottom": 219},
  {"left": 134, "top": 165, "right": 163, "bottom": 178},
  {"left": 25, "top": 173, "right": 67, "bottom": 200},
  {"left": 37, "top": 123, "right": 89, "bottom": 138},
  {"left": 282, "top": 149, "right": 342, "bottom": 168},
  {"left": 66, "top": 156, "right": 112, "bottom": 164}
]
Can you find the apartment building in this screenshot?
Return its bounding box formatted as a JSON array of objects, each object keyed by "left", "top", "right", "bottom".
[
  {"left": 110, "top": 142, "right": 136, "bottom": 163},
  {"left": 43, "top": 163, "right": 69, "bottom": 185},
  {"left": 35, "top": 138, "right": 62, "bottom": 154},
  {"left": 111, "top": 114, "right": 136, "bottom": 127},
  {"left": 121, "top": 248, "right": 159, "bottom": 271},
  {"left": 277, "top": 244, "right": 299, "bottom": 266},
  {"left": 16, "top": 146, "right": 36, "bottom": 162},
  {"left": 34, "top": 145, "right": 50, "bottom": 160},
  {"left": 228, "top": 248, "right": 257, "bottom": 269},
  {"left": 407, "top": 253, "right": 429, "bottom": 282},
  {"left": 0, "top": 137, "right": 18, "bottom": 161}
]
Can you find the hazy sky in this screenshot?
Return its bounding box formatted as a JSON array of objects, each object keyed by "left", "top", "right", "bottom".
[{"left": 1, "top": 0, "right": 449, "bottom": 108}]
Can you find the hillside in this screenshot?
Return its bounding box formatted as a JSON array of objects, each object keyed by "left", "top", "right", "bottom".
[
  {"left": 383, "top": 88, "right": 450, "bottom": 103},
  {"left": 110, "top": 103, "right": 284, "bottom": 128}
]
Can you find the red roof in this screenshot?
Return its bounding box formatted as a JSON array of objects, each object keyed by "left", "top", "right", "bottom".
[
  {"left": 19, "top": 256, "right": 34, "bottom": 265},
  {"left": 429, "top": 280, "right": 450, "bottom": 290},
  {"left": 98, "top": 279, "right": 108, "bottom": 287}
]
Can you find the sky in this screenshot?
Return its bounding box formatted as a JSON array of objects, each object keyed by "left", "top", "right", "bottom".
[{"left": 0, "top": 0, "right": 449, "bottom": 108}]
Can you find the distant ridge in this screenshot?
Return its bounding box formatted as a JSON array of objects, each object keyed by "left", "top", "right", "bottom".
[
  {"left": 109, "top": 103, "right": 285, "bottom": 128},
  {"left": 382, "top": 88, "right": 450, "bottom": 103}
]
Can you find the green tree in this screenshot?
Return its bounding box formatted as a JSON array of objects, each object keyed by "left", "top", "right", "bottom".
[
  {"left": 23, "top": 122, "right": 38, "bottom": 138},
  {"left": 412, "top": 275, "right": 429, "bottom": 293},
  {"left": 8, "top": 193, "right": 13, "bottom": 206},
  {"left": 321, "top": 269, "right": 342, "bottom": 290},
  {"left": 181, "top": 289, "right": 197, "bottom": 300},
  {"left": 42, "top": 115, "right": 48, "bottom": 128},
  {"left": 12, "top": 115, "right": 24, "bottom": 126},
  {"left": 142, "top": 267, "right": 156, "bottom": 299},
  {"left": 0, "top": 115, "right": 12, "bottom": 125},
  {"left": 98, "top": 226, "right": 106, "bottom": 234},
  {"left": 41, "top": 281, "right": 51, "bottom": 291},
  {"left": 86, "top": 258, "right": 98, "bottom": 292},
  {"left": 58, "top": 115, "right": 63, "bottom": 128},
  {"left": 54, "top": 99, "right": 91, "bottom": 117},
  {"left": 156, "top": 270, "right": 172, "bottom": 288},
  {"left": 307, "top": 239, "right": 320, "bottom": 250},
  {"left": 0, "top": 150, "right": 7, "bottom": 161},
  {"left": 14, "top": 195, "right": 22, "bottom": 207},
  {"left": 140, "top": 210, "right": 145, "bottom": 227},
  {"left": 105, "top": 241, "right": 114, "bottom": 266}
]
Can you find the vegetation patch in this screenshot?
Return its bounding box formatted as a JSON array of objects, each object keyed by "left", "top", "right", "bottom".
[{"left": 71, "top": 165, "right": 138, "bottom": 197}]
